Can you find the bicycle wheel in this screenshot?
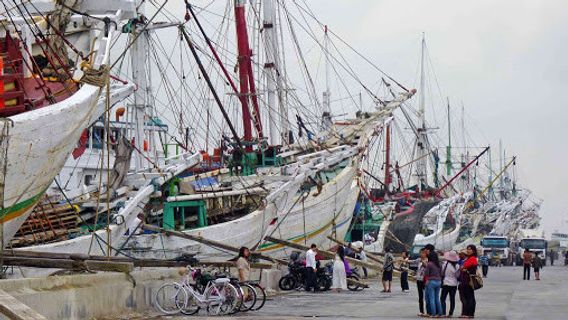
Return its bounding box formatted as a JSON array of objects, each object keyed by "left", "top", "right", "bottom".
[
  {"left": 205, "top": 282, "right": 240, "bottom": 316},
  {"left": 347, "top": 274, "right": 360, "bottom": 291},
  {"left": 229, "top": 282, "right": 244, "bottom": 315},
  {"left": 278, "top": 275, "right": 296, "bottom": 291},
  {"left": 177, "top": 286, "right": 200, "bottom": 316},
  {"left": 250, "top": 283, "right": 267, "bottom": 311},
  {"left": 239, "top": 283, "right": 257, "bottom": 312},
  {"left": 154, "top": 282, "right": 187, "bottom": 315}
]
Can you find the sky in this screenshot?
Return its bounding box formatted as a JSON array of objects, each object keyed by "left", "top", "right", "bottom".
[
  {"left": 144, "top": 0, "right": 568, "bottom": 235},
  {"left": 303, "top": 0, "right": 568, "bottom": 235}
]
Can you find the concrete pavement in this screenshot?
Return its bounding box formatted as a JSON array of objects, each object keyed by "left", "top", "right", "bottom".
[{"left": 153, "top": 265, "right": 567, "bottom": 320}]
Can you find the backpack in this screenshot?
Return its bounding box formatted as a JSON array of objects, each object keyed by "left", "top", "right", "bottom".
[
  {"left": 384, "top": 254, "right": 394, "bottom": 272},
  {"left": 441, "top": 261, "right": 449, "bottom": 284}
]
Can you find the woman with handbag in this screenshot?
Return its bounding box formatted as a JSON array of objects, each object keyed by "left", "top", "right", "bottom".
[{"left": 458, "top": 245, "right": 479, "bottom": 318}]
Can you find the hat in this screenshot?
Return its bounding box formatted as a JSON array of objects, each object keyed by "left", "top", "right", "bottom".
[
  {"left": 443, "top": 250, "right": 459, "bottom": 262},
  {"left": 351, "top": 241, "right": 364, "bottom": 250}
]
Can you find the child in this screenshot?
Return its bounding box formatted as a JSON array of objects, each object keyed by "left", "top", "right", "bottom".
[{"left": 533, "top": 252, "right": 542, "bottom": 280}]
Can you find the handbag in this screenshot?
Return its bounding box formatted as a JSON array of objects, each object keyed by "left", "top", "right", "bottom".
[{"left": 468, "top": 268, "right": 483, "bottom": 290}]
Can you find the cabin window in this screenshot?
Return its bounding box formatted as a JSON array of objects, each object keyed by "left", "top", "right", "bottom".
[{"left": 84, "top": 174, "right": 93, "bottom": 186}]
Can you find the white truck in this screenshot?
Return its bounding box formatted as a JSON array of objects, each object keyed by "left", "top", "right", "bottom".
[
  {"left": 480, "top": 235, "right": 512, "bottom": 266},
  {"left": 515, "top": 229, "right": 547, "bottom": 266}
]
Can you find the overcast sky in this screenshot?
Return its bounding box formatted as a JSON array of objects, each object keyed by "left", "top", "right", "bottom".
[
  {"left": 151, "top": 0, "right": 567, "bottom": 235},
  {"left": 303, "top": 0, "right": 568, "bottom": 234}
]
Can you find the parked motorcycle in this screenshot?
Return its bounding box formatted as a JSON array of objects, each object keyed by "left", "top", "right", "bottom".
[{"left": 278, "top": 260, "right": 305, "bottom": 291}]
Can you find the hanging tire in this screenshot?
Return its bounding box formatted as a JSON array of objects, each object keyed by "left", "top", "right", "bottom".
[{"left": 279, "top": 276, "right": 296, "bottom": 291}]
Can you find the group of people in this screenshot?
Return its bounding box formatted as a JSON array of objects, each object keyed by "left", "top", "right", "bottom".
[
  {"left": 404, "top": 244, "right": 479, "bottom": 318},
  {"left": 305, "top": 243, "right": 353, "bottom": 292},
  {"left": 547, "top": 249, "right": 568, "bottom": 266},
  {"left": 521, "top": 249, "right": 543, "bottom": 280}
]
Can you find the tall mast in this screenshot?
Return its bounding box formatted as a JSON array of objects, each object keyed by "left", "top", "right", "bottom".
[
  {"left": 263, "top": 0, "right": 288, "bottom": 145},
  {"left": 323, "top": 25, "right": 331, "bottom": 114},
  {"left": 320, "top": 25, "right": 332, "bottom": 130},
  {"left": 235, "top": 0, "right": 263, "bottom": 150},
  {"left": 488, "top": 145, "right": 494, "bottom": 199},
  {"left": 130, "top": 17, "right": 150, "bottom": 170},
  {"left": 446, "top": 97, "right": 452, "bottom": 176},
  {"left": 416, "top": 33, "right": 428, "bottom": 190},
  {"left": 384, "top": 124, "right": 392, "bottom": 195},
  {"left": 461, "top": 103, "right": 468, "bottom": 192},
  {"left": 499, "top": 139, "right": 504, "bottom": 196}
]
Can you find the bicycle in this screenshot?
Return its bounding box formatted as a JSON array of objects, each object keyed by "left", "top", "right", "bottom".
[
  {"left": 189, "top": 269, "right": 257, "bottom": 313},
  {"left": 154, "top": 266, "right": 241, "bottom": 316},
  {"left": 247, "top": 281, "right": 267, "bottom": 311}
]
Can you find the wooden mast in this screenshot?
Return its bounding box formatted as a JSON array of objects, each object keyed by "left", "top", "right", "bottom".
[{"left": 235, "top": 0, "right": 263, "bottom": 150}]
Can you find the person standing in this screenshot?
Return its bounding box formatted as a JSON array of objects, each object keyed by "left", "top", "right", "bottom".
[
  {"left": 458, "top": 251, "right": 466, "bottom": 266},
  {"left": 236, "top": 247, "right": 251, "bottom": 282},
  {"left": 424, "top": 251, "right": 443, "bottom": 317},
  {"left": 382, "top": 248, "right": 394, "bottom": 293},
  {"left": 549, "top": 250, "right": 555, "bottom": 266},
  {"left": 424, "top": 243, "right": 435, "bottom": 256},
  {"left": 399, "top": 250, "right": 410, "bottom": 292},
  {"left": 479, "top": 254, "right": 490, "bottom": 278},
  {"left": 331, "top": 246, "right": 347, "bottom": 292},
  {"left": 441, "top": 251, "right": 459, "bottom": 318},
  {"left": 458, "top": 245, "right": 479, "bottom": 318},
  {"left": 414, "top": 248, "right": 428, "bottom": 316},
  {"left": 522, "top": 249, "right": 533, "bottom": 280},
  {"left": 358, "top": 248, "right": 368, "bottom": 278},
  {"left": 305, "top": 244, "right": 318, "bottom": 292},
  {"left": 533, "top": 252, "right": 542, "bottom": 281}
]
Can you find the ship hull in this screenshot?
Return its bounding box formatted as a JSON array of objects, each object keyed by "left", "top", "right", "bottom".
[
  {"left": 26, "top": 162, "right": 358, "bottom": 261},
  {"left": 383, "top": 200, "right": 438, "bottom": 252}
]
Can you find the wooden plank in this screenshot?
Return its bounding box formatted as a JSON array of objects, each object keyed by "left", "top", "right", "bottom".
[
  {"left": 2, "top": 251, "right": 271, "bottom": 270},
  {"left": 142, "top": 224, "right": 286, "bottom": 266},
  {"left": 2, "top": 257, "right": 134, "bottom": 273},
  {"left": 264, "top": 236, "right": 378, "bottom": 270},
  {"left": 0, "top": 289, "right": 47, "bottom": 320},
  {"left": 326, "top": 236, "right": 385, "bottom": 264}
]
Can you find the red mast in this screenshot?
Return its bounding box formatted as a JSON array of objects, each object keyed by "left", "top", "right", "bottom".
[{"left": 234, "top": 0, "right": 263, "bottom": 150}]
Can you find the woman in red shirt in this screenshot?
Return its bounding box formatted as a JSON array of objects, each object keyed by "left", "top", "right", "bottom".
[{"left": 459, "top": 245, "right": 478, "bottom": 318}]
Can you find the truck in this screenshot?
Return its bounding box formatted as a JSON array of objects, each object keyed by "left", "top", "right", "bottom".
[
  {"left": 515, "top": 229, "right": 547, "bottom": 266},
  {"left": 480, "top": 235, "right": 512, "bottom": 266}
]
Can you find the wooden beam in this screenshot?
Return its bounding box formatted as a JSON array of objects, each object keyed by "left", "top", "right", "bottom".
[
  {"left": 5, "top": 250, "right": 273, "bottom": 269},
  {"left": 326, "top": 236, "right": 385, "bottom": 264},
  {"left": 0, "top": 289, "right": 47, "bottom": 320},
  {"left": 264, "top": 236, "right": 377, "bottom": 270},
  {"left": 2, "top": 257, "right": 134, "bottom": 273},
  {"left": 142, "top": 224, "right": 285, "bottom": 266}
]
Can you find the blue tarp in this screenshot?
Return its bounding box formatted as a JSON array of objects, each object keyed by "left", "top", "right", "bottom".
[{"left": 191, "top": 177, "right": 218, "bottom": 189}]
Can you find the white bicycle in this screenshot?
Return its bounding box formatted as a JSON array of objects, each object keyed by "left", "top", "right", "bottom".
[{"left": 154, "top": 266, "right": 240, "bottom": 316}]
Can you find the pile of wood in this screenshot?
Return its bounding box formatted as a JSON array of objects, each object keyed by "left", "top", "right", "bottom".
[{"left": 10, "top": 196, "right": 81, "bottom": 247}]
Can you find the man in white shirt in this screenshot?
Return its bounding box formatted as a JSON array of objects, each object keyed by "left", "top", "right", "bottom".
[{"left": 305, "top": 244, "right": 318, "bottom": 292}]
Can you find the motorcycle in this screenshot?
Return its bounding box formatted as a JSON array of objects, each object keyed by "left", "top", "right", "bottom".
[
  {"left": 278, "top": 260, "right": 306, "bottom": 291},
  {"left": 315, "top": 262, "right": 333, "bottom": 291}
]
